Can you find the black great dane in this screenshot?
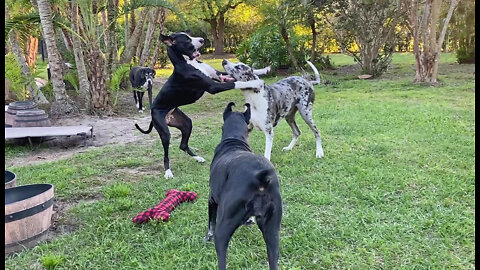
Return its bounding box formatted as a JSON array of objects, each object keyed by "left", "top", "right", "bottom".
[
  {"left": 206, "top": 102, "right": 282, "bottom": 270},
  {"left": 135, "top": 32, "right": 264, "bottom": 179},
  {"left": 129, "top": 66, "right": 156, "bottom": 113}
]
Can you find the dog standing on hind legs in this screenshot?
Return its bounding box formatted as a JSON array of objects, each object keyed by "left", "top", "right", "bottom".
[
  {"left": 134, "top": 32, "right": 264, "bottom": 179},
  {"left": 222, "top": 59, "right": 325, "bottom": 160},
  {"left": 206, "top": 102, "right": 282, "bottom": 270}
]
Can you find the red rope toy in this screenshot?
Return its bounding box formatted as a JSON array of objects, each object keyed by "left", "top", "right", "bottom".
[{"left": 132, "top": 189, "right": 197, "bottom": 223}]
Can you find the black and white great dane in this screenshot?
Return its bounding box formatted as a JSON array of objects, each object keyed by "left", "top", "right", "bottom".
[
  {"left": 222, "top": 59, "right": 325, "bottom": 160},
  {"left": 134, "top": 32, "right": 264, "bottom": 179},
  {"left": 206, "top": 102, "right": 282, "bottom": 270},
  {"left": 129, "top": 66, "right": 156, "bottom": 113}
]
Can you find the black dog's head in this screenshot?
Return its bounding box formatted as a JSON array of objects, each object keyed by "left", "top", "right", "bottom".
[
  {"left": 221, "top": 102, "right": 251, "bottom": 140},
  {"left": 142, "top": 67, "right": 156, "bottom": 87},
  {"left": 160, "top": 32, "right": 204, "bottom": 60}
]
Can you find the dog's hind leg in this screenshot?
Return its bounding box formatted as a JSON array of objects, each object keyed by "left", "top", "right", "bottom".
[
  {"left": 298, "top": 103, "right": 324, "bottom": 158},
  {"left": 257, "top": 203, "right": 282, "bottom": 270},
  {"left": 166, "top": 108, "right": 205, "bottom": 163},
  {"left": 283, "top": 108, "right": 301, "bottom": 151},
  {"left": 214, "top": 206, "right": 245, "bottom": 270},
  {"left": 204, "top": 197, "right": 218, "bottom": 242},
  {"left": 151, "top": 109, "right": 173, "bottom": 178}
]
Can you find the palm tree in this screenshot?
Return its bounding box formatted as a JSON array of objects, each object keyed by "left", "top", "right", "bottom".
[
  {"left": 5, "top": 4, "right": 49, "bottom": 104},
  {"left": 37, "top": 0, "right": 75, "bottom": 114}
]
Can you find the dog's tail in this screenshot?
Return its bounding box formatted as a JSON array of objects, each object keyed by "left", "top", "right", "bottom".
[
  {"left": 246, "top": 168, "right": 277, "bottom": 220},
  {"left": 135, "top": 121, "right": 153, "bottom": 134},
  {"left": 306, "top": 61, "right": 321, "bottom": 85},
  {"left": 255, "top": 168, "right": 275, "bottom": 186}
]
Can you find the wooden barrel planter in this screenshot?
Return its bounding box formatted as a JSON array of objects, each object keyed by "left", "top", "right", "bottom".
[
  {"left": 5, "top": 184, "right": 54, "bottom": 254},
  {"left": 5, "top": 101, "right": 37, "bottom": 127},
  {"left": 13, "top": 109, "right": 51, "bottom": 128},
  {"left": 5, "top": 171, "right": 17, "bottom": 189}
]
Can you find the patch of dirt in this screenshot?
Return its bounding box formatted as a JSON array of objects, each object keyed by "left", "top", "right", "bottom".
[
  {"left": 5, "top": 112, "right": 156, "bottom": 167},
  {"left": 5, "top": 78, "right": 170, "bottom": 168}
]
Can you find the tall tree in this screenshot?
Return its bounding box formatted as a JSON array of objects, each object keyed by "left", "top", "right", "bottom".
[
  {"left": 149, "top": 8, "right": 166, "bottom": 68},
  {"left": 198, "top": 0, "right": 245, "bottom": 55},
  {"left": 404, "top": 0, "right": 460, "bottom": 83},
  {"left": 259, "top": 0, "right": 301, "bottom": 70},
  {"left": 37, "top": 0, "right": 75, "bottom": 114},
  {"left": 105, "top": 0, "right": 118, "bottom": 78},
  {"left": 139, "top": 8, "right": 161, "bottom": 66},
  {"left": 120, "top": 9, "right": 148, "bottom": 63},
  {"left": 325, "top": 0, "right": 404, "bottom": 77},
  {"left": 70, "top": 0, "right": 91, "bottom": 111}
]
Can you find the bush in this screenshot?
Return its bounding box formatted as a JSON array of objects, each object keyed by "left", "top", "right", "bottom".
[
  {"left": 237, "top": 25, "right": 308, "bottom": 71},
  {"left": 5, "top": 53, "right": 27, "bottom": 101},
  {"left": 456, "top": 47, "right": 475, "bottom": 64},
  {"left": 108, "top": 63, "right": 131, "bottom": 105}
]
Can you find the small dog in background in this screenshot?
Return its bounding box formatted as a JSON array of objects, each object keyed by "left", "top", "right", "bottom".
[{"left": 129, "top": 67, "right": 156, "bottom": 113}]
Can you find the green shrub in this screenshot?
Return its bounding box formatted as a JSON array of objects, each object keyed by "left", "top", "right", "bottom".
[
  {"left": 456, "top": 46, "right": 475, "bottom": 64},
  {"left": 237, "top": 25, "right": 310, "bottom": 72},
  {"left": 5, "top": 53, "right": 27, "bottom": 100},
  {"left": 103, "top": 183, "right": 131, "bottom": 199},
  {"left": 41, "top": 254, "right": 65, "bottom": 270},
  {"left": 64, "top": 69, "right": 79, "bottom": 92},
  {"left": 108, "top": 63, "right": 131, "bottom": 106}
]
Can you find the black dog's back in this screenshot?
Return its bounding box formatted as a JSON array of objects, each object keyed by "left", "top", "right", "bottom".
[{"left": 207, "top": 103, "right": 282, "bottom": 270}]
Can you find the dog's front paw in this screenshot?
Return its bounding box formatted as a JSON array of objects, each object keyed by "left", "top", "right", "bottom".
[
  {"left": 316, "top": 149, "right": 324, "bottom": 158},
  {"left": 192, "top": 156, "right": 206, "bottom": 163},
  {"left": 282, "top": 146, "right": 293, "bottom": 151},
  {"left": 164, "top": 169, "right": 174, "bottom": 179},
  {"left": 204, "top": 232, "right": 214, "bottom": 242}
]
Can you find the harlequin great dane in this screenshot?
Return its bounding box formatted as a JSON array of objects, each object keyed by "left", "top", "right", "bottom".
[
  {"left": 135, "top": 32, "right": 264, "bottom": 179},
  {"left": 222, "top": 59, "right": 324, "bottom": 160}
]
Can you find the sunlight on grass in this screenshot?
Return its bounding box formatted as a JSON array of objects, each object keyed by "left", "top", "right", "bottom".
[{"left": 4, "top": 53, "right": 474, "bottom": 270}]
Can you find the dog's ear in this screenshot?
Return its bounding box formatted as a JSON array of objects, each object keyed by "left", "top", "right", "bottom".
[
  {"left": 160, "top": 34, "right": 174, "bottom": 46},
  {"left": 150, "top": 68, "right": 156, "bottom": 77},
  {"left": 243, "top": 103, "right": 251, "bottom": 123},
  {"left": 223, "top": 102, "right": 235, "bottom": 121}
]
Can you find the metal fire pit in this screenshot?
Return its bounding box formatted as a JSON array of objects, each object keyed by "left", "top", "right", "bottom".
[{"left": 5, "top": 171, "right": 17, "bottom": 189}]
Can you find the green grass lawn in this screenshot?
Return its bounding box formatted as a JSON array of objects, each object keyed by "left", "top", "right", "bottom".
[{"left": 5, "top": 53, "right": 475, "bottom": 269}]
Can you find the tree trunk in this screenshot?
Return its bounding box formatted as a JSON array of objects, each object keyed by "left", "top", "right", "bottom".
[
  {"left": 409, "top": 0, "right": 459, "bottom": 84},
  {"left": 280, "top": 26, "right": 300, "bottom": 70},
  {"left": 309, "top": 13, "right": 316, "bottom": 62},
  {"left": 86, "top": 45, "right": 111, "bottom": 114},
  {"left": 149, "top": 8, "right": 166, "bottom": 68},
  {"left": 26, "top": 36, "right": 38, "bottom": 68},
  {"left": 71, "top": 0, "right": 91, "bottom": 112},
  {"left": 37, "top": 0, "right": 75, "bottom": 114},
  {"left": 139, "top": 8, "right": 161, "bottom": 66},
  {"left": 215, "top": 15, "right": 226, "bottom": 55},
  {"left": 120, "top": 9, "right": 148, "bottom": 64},
  {"left": 135, "top": 28, "right": 145, "bottom": 61},
  {"left": 104, "top": 0, "right": 118, "bottom": 79}
]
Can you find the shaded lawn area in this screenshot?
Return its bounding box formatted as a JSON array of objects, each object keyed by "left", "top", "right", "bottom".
[{"left": 4, "top": 53, "right": 475, "bottom": 269}]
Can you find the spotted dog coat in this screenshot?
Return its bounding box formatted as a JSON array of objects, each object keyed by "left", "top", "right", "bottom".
[{"left": 222, "top": 60, "right": 324, "bottom": 160}]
